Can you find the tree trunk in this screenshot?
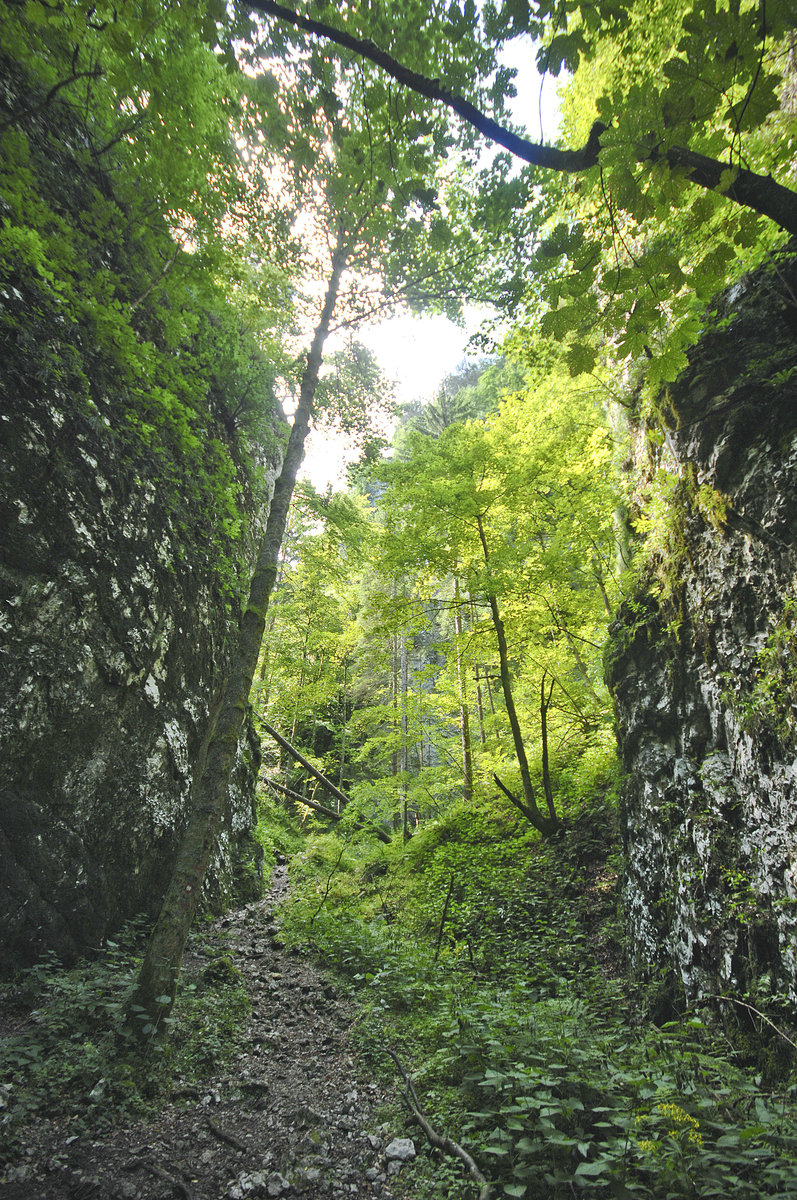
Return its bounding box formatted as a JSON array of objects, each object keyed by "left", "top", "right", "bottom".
[
  {"left": 453, "top": 577, "right": 474, "bottom": 804},
  {"left": 474, "top": 664, "right": 487, "bottom": 747},
  {"left": 483, "top": 666, "right": 503, "bottom": 748},
  {"left": 128, "top": 238, "right": 348, "bottom": 1025},
  {"left": 539, "top": 672, "right": 557, "bottom": 825},
  {"left": 469, "top": 593, "right": 487, "bottom": 748},
  {"left": 475, "top": 514, "right": 558, "bottom": 837}
]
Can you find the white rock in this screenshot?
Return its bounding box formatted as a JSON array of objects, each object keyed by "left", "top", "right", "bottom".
[{"left": 385, "top": 1137, "right": 416, "bottom": 1162}]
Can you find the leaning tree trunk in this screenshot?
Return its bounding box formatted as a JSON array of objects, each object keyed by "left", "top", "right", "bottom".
[
  {"left": 129, "top": 240, "right": 348, "bottom": 1025},
  {"left": 539, "top": 671, "right": 557, "bottom": 825}
]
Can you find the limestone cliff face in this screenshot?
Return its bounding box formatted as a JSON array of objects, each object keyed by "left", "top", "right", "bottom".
[
  {"left": 0, "top": 44, "right": 289, "bottom": 969},
  {"left": 607, "top": 253, "right": 797, "bottom": 1007},
  {"left": 0, "top": 307, "right": 282, "bottom": 970}
]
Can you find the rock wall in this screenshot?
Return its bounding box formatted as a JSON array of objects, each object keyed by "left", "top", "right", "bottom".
[
  {"left": 0, "top": 361, "right": 281, "bottom": 966},
  {"left": 0, "top": 42, "right": 290, "bottom": 970},
  {"left": 606, "top": 251, "right": 797, "bottom": 1009}
]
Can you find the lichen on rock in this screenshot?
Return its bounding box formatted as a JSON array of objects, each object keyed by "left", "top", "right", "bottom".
[
  {"left": 607, "top": 250, "right": 797, "bottom": 1009},
  {"left": 0, "top": 49, "right": 285, "bottom": 969}
]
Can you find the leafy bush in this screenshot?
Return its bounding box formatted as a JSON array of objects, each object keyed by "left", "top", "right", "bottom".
[
  {"left": 281, "top": 781, "right": 796, "bottom": 1200},
  {"left": 445, "top": 988, "right": 797, "bottom": 1198},
  {"left": 253, "top": 789, "right": 305, "bottom": 873}
]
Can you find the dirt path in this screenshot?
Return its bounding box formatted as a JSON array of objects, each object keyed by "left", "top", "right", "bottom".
[{"left": 2, "top": 867, "right": 420, "bottom": 1199}]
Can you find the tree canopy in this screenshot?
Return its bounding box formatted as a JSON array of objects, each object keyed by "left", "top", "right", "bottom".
[{"left": 248, "top": 0, "right": 797, "bottom": 387}]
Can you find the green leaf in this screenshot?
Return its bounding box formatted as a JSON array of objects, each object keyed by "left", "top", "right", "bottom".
[
  {"left": 565, "top": 342, "right": 597, "bottom": 376},
  {"left": 574, "top": 1160, "right": 611, "bottom": 1177},
  {"left": 516, "top": 1136, "right": 543, "bottom": 1153},
  {"left": 717, "top": 167, "right": 740, "bottom": 194}
]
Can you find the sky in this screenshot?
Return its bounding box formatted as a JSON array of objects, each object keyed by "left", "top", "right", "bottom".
[
  {"left": 300, "top": 311, "right": 488, "bottom": 491},
  {"left": 300, "top": 35, "right": 562, "bottom": 491}
]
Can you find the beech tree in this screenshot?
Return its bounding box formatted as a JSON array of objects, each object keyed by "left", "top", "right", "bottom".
[
  {"left": 374, "top": 366, "right": 618, "bottom": 836},
  {"left": 249, "top": 0, "right": 797, "bottom": 232}
]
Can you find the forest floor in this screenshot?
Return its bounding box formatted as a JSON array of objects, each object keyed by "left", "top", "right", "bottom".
[{"left": 0, "top": 866, "right": 424, "bottom": 1200}]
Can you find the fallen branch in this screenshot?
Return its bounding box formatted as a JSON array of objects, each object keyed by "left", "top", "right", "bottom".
[
  {"left": 382, "top": 1046, "right": 492, "bottom": 1200},
  {"left": 261, "top": 720, "right": 354, "bottom": 807},
  {"left": 700, "top": 994, "right": 797, "bottom": 1052},
  {"left": 264, "top": 774, "right": 391, "bottom": 845},
  {"left": 266, "top": 777, "right": 342, "bottom": 821},
  {"left": 206, "top": 1118, "right": 248, "bottom": 1152},
  {"left": 125, "top": 1157, "right": 193, "bottom": 1199}
]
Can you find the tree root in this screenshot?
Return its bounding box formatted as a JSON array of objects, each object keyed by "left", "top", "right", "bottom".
[{"left": 382, "top": 1046, "right": 492, "bottom": 1200}]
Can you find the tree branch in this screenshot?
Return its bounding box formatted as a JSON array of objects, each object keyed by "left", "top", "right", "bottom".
[
  {"left": 493, "top": 772, "right": 534, "bottom": 823},
  {"left": 261, "top": 723, "right": 392, "bottom": 843},
  {"left": 382, "top": 1047, "right": 492, "bottom": 1200},
  {"left": 654, "top": 143, "right": 797, "bottom": 235},
  {"left": 266, "top": 777, "right": 343, "bottom": 821},
  {"left": 249, "top": 0, "right": 797, "bottom": 234},
  {"left": 130, "top": 239, "right": 183, "bottom": 312},
  {"left": 248, "top": 0, "right": 603, "bottom": 172},
  {"left": 265, "top": 777, "right": 392, "bottom": 844},
  {"left": 700, "top": 994, "right": 797, "bottom": 1052},
  {"left": 261, "top": 719, "right": 351, "bottom": 807},
  {"left": 0, "top": 67, "right": 104, "bottom": 134}
]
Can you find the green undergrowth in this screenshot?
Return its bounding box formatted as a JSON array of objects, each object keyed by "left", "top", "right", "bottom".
[
  {"left": 274, "top": 775, "right": 797, "bottom": 1199},
  {"left": 253, "top": 788, "right": 306, "bottom": 875},
  {"left": 0, "top": 921, "right": 249, "bottom": 1168}
]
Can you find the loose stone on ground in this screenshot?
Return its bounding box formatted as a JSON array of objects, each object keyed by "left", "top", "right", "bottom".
[{"left": 0, "top": 865, "right": 421, "bottom": 1199}]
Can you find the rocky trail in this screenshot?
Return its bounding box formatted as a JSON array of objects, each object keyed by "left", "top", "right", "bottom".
[{"left": 0, "top": 867, "right": 425, "bottom": 1200}]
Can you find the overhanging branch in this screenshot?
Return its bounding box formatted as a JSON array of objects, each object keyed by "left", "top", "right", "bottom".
[
  {"left": 248, "top": 0, "right": 603, "bottom": 171},
  {"left": 248, "top": 0, "right": 797, "bottom": 234}
]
